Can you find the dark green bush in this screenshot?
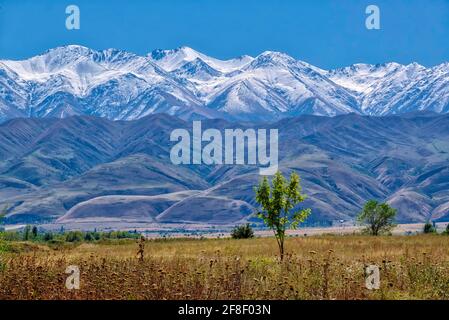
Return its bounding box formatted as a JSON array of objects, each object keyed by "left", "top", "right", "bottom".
[
  {"left": 43, "top": 232, "right": 54, "bottom": 241},
  {"left": 65, "top": 231, "right": 84, "bottom": 242},
  {"left": 423, "top": 222, "right": 436, "bottom": 234},
  {"left": 231, "top": 224, "right": 254, "bottom": 239}
]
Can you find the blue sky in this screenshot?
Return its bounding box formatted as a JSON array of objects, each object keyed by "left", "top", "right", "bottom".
[{"left": 0, "top": 0, "right": 448, "bottom": 69}]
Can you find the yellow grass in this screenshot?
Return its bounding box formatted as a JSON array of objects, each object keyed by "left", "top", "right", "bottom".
[{"left": 1, "top": 234, "right": 449, "bottom": 300}]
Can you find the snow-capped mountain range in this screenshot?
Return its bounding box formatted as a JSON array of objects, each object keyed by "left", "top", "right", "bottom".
[{"left": 1, "top": 45, "right": 448, "bottom": 122}]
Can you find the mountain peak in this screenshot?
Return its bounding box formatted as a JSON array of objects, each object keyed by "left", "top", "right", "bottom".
[
  {"left": 93, "top": 48, "right": 138, "bottom": 64},
  {"left": 247, "top": 51, "right": 297, "bottom": 69},
  {"left": 148, "top": 46, "right": 253, "bottom": 73},
  {"left": 149, "top": 46, "right": 198, "bottom": 59},
  {"left": 0, "top": 45, "right": 448, "bottom": 123},
  {"left": 407, "top": 62, "right": 424, "bottom": 68},
  {"left": 148, "top": 46, "right": 204, "bottom": 71},
  {"left": 258, "top": 51, "right": 295, "bottom": 60},
  {"left": 41, "top": 45, "right": 94, "bottom": 58},
  {"left": 173, "top": 57, "right": 222, "bottom": 80}
]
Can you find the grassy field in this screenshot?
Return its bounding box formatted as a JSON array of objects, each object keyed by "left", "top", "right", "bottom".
[{"left": 1, "top": 234, "right": 449, "bottom": 300}]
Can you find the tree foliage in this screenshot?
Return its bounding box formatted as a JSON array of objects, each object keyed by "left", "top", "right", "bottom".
[
  {"left": 23, "top": 225, "right": 31, "bottom": 241},
  {"left": 423, "top": 221, "right": 436, "bottom": 234},
  {"left": 357, "top": 200, "right": 397, "bottom": 236},
  {"left": 254, "top": 171, "right": 311, "bottom": 260},
  {"left": 231, "top": 224, "right": 254, "bottom": 239}
]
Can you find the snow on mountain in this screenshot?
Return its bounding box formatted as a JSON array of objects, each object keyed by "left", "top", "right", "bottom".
[
  {"left": 172, "top": 58, "right": 223, "bottom": 82},
  {"left": 204, "top": 51, "right": 359, "bottom": 119},
  {"left": 0, "top": 45, "right": 211, "bottom": 121},
  {"left": 328, "top": 63, "right": 405, "bottom": 94},
  {"left": 0, "top": 45, "right": 448, "bottom": 122},
  {"left": 328, "top": 61, "right": 449, "bottom": 115},
  {"left": 149, "top": 46, "right": 253, "bottom": 73},
  {"left": 0, "top": 62, "right": 30, "bottom": 116}
]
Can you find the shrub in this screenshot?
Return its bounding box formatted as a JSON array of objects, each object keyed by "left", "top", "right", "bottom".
[
  {"left": 423, "top": 222, "right": 436, "bottom": 234},
  {"left": 31, "top": 226, "right": 38, "bottom": 239},
  {"left": 0, "top": 240, "right": 10, "bottom": 254},
  {"left": 231, "top": 224, "right": 254, "bottom": 239},
  {"left": 84, "top": 232, "right": 94, "bottom": 241},
  {"left": 65, "top": 231, "right": 84, "bottom": 242},
  {"left": 1, "top": 231, "right": 21, "bottom": 241},
  {"left": 43, "top": 232, "right": 54, "bottom": 241}
]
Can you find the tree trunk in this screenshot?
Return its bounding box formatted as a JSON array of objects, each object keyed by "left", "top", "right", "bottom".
[{"left": 279, "top": 237, "right": 284, "bottom": 261}]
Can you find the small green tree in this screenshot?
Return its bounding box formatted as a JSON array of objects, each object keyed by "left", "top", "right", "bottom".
[
  {"left": 357, "top": 200, "right": 397, "bottom": 236},
  {"left": 231, "top": 224, "right": 254, "bottom": 239},
  {"left": 31, "top": 226, "right": 38, "bottom": 239},
  {"left": 423, "top": 221, "right": 436, "bottom": 234},
  {"left": 254, "top": 171, "right": 311, "bottom": 260}
]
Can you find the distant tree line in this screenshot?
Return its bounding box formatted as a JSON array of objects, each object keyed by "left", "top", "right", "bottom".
[{"left": 0, "top": 227, "right": 140, "bottom": 244}]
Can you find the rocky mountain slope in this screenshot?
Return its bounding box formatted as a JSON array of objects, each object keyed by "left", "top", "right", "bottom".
[{"left": 1, "top": 112, "right": 448, "bottom": 225}]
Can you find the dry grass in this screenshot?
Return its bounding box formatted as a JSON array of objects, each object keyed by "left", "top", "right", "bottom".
[{"left": 1, "top": 234, "right": 449, "bottom": 300}]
